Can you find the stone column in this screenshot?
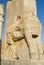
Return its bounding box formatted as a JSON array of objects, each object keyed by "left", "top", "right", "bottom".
[
  {"left": 0, "top": 4, "right": 4, "bottom": 61},
  {"left": 23, "top": 0, "right": 43, "bottom": 60},
  {"left": 0, "top": 5, "right": 4, "bottom": 42},
  {"left": 23, "top": 0, "right": 39, "bottom": 59}
]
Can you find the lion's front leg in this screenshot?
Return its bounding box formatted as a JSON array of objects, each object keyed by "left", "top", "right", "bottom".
[{"left": 5, "top": 32, "right": 19, "bottom": 60}]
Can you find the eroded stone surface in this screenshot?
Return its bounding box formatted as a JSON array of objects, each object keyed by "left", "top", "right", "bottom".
[
  {"left": 0, "top": 4, "right": 4, "bottom": 39},
  {"left": 1, "top": 0, "right": 44, "bottom": 63}
]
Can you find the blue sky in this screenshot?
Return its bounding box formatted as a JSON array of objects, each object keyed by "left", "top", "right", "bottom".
[{"left": 0, "top": 0, "right": 44, "bottom": 45}]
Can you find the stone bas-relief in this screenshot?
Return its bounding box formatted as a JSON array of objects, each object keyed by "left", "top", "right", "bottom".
[{"left": 1, "top": 0, "right": 44, "bottom": 63}]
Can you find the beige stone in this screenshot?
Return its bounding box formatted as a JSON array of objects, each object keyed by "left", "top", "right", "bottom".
[
  {"left": 0, "top": 5, "right": 4, "bottom": 39},
  {"left": 1, "top": 0, "right": 44, "bottom": 61},
  {"left": 0, "top": 4, "right": 4, "bottom": 16}
]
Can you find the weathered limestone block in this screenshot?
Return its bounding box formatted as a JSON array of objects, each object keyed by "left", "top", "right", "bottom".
[
  {"left": 0, "top": 4, "right": 4, "bottom": 16},
  {"left": 0, "top": 5, "right": 4, "bottom": 61},
  {"left": 1, "top": 41, "right": 17, "bottom": 60},
  {"left": 23, "top": 14, "right": 43, "bottom": 59},
  {"left": 23, "top": 0, "right": 43, "bottom": 59},
  {"left": 0, "top": 4, "right": 4, "bottom": 39},
  {"left": 1, "top": 0, "right": 43, "bottom": 61},
  {"left": 1, "top": 40, "right": 30, "bottom": 60}
]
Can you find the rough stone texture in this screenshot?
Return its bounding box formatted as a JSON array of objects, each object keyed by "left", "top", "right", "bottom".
[
  {"left": 43, "top": 46, "right": 44, "bottom": 53},
  {"left": 42, "top": 46, "right": 44, "bottom": 58},
  {"left": 1, "top": 60, "right": 44, "bottom": 65},
  {"left": 0, "top": 4, "right": 4, "bottom": 65},
  {"left": 1, "top": 0, "right": 44, "bottom": 65},
  {"left": 0, "top": 4, "right": 4, "bottom": 39}
]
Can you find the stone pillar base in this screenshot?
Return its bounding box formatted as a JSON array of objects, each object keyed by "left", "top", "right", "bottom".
[{"left": 1, "top": 60, "right": 44, "bottom": 65}]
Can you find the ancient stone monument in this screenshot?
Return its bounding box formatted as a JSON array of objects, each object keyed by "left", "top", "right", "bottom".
[
  {"left": 0, "top": 5, "right": 4, "bottom": 61},
  {"left": 1, "top": 0, "right": 44, "bottom": 65},
  {"left": 0, "top": 4, "right": 4, "bottom": 42}
]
